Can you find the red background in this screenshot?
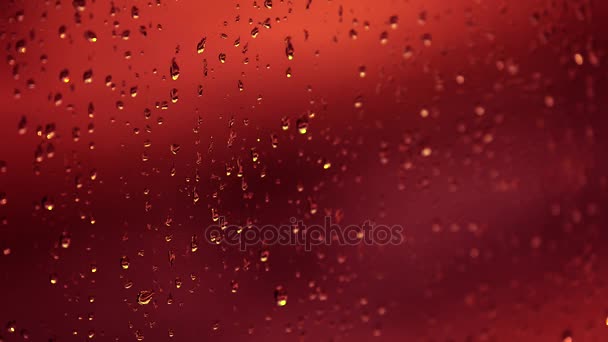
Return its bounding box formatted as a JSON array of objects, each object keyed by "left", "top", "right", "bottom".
[{"left": 1, "top": 0, "right": 608, "bottom": 341}]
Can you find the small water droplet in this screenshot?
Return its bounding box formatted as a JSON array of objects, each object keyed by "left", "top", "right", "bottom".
[
  {"left": 274, "top": 286, "right": 288, "bottom": 306},
  {"left": 285, "top": 37, "right": 294, "bottom": 60},
  {"left": 137, "top": 290, "right": 154, "bottom": 305},
  {"left": 59, "top": 69, "right": 70, "bottom": 83},
  {"left": 170, "top": 58, "right": 180, "bottom": 80},
  {"left": 197, "top": 37, "right": 206, "bottom": 54},
  {"left": 120, "top": 256, "right": 130, "bottom": 269},
  {"left": 84, "top": 31, "right": 97, "bottom": 42}
]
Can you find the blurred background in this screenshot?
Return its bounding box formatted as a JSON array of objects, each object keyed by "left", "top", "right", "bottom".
[{"left": 0, "top": 0, "right": 607, "bottom": 340}]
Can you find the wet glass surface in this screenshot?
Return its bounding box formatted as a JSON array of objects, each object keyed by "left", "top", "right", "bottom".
[{"left": 0, "top": 0, "right": 607, "bottom": 341}]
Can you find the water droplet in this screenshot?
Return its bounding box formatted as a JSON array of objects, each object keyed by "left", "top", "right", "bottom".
[
  {"left": 137, "top": 290, "right": 154, "bottom": 305},
  {"left": 422, "top": 33, "right": 432, "bottom": 47},
  {"left": 230, "top": 280, "right": 239, "bottom": 293},
  {"left": 170, "top": 88, "right": 179, "bottom": 103},
  {"left": 84, "top": 31, "right": 97, "bottom": 42},
  {"left": 421, "top": 147, "right": 432, "bottom": 157},
  {"left": 58, "top": 26, "right": 67, "bottom": 39},
  {"left": 281, "top": 117, "right": 290, "bottom": 131},
  {"left": 15, "top": 40, "right": 26, "bottom": 54},
  {"left": 42, "top": 197, "right": 54, "bottom": 211},
  {"left": 6, "top": 321, "right": 16, "bottom": 333},
  {"left": 60, "top": 233, "right": 71, "bottom": 248},
  {"left": 131, "top": 6, "right": 139, "bottom": 19},
  {"left": 196, "top": 37, "right": 207, "bottom": 54},
  {"left": 170, "top": 58, "right": 180, "bottom": 80},
  {"left": 120, "top": 256, "right": 130, "bottom": 269},
  {"left": 296, "top": 117, "right": 308, "bottom": 134},
  {"left": 418, "top": 11, "right": 427, "bottom": 25},
  {"left": 59, "top": 69, "right": 70, "bottom": 83},
  {"left": 403, "top": 45, "right": 414, "bottom": 59},
  {"left": 83, "top": 69, "right": 93, "bottom": 83},
  {"left": 271, "top": 134, "right": 279, "bottom": 148},
  {"left": 212, "top": 321, "right": 220, "bottom": 331},
  {"left": 389, "top": 15, "right": 399, "bottom": 29},
  {"left": 260, "top": 249, "right": 270, "bottom": 262},
  {"left": 354, "top": 96, "right": 364, "bottom": 108},
  {"left": 379, "top": 31, "right": 389, "bottom": 45},
  {"left": 358, "top": 66, "right": 366, "bottom": 78},
  {"left": 190, "top": 235, "right": 198, "bottom": 252},
  {"left": 285, "top": 37, "right": 294, "bottom": 60},
  {"left": 17, "top": 116, "right": 27, "bottom": 135},
  {"left": 274, "top": 286, "right": 288, "bottom": 306}
]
